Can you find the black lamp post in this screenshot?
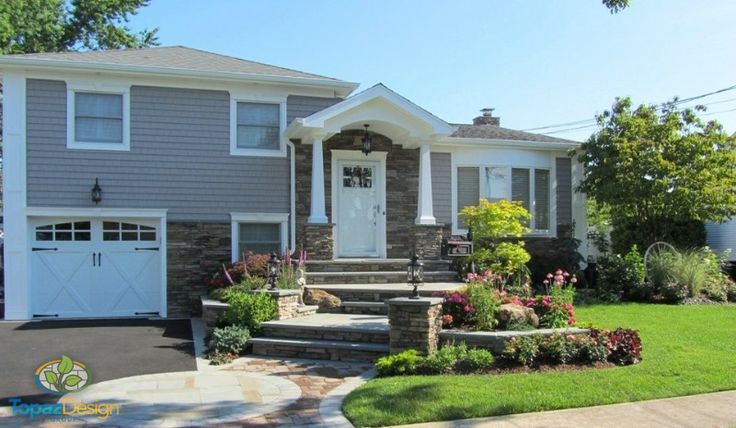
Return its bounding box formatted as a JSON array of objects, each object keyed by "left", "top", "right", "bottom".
[
  {"left": 407, "top": 254, "right": 424, "bottom": 299},
  {"left": 91, "top": 178, "right": 102, "bottom": 204},
  {"left": 361, "top": 124, "right": 372, "bottom": 156},
  {"left": 267, "top": 252, "right": 280, "bottom": 290}
]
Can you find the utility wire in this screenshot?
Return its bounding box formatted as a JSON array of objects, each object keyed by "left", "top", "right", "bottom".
[{"left": 524, "top": 83, "right": 736, "bottom": 133}]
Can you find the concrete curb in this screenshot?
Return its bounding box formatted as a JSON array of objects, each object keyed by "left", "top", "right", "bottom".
[{"left": 319, "top": 368, "right": 376, "bottom": 428}]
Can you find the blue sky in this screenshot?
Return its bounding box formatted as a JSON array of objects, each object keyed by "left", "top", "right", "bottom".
[{"left": 130, "top": 0, "right": 736, "bottom": 141}]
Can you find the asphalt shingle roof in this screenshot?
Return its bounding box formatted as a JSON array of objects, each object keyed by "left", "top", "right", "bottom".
[
  {"left": 6, "top": 46, "right": 338, "bottom": 80},
  {"left": 451, "top": 124, "right": 578, "bottom": 144}
]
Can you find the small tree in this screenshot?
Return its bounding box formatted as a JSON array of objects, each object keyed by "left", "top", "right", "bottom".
[
  {"left": 575, "top": 97, "right": 736, "bottom": 251},
  {"left": 459, "top": 199, "right": 532, "bottom": 276}
]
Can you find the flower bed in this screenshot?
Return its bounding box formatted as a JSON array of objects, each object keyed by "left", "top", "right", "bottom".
[
  {"left": 437, "top": 268, "right": 577, "bottom": 332},
  {"left": 377, "top": 328, "right": 642, "bottom": 377}
]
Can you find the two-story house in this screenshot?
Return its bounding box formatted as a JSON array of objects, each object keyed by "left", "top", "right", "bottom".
[{"left": 0, "top": 46, "right": 586, "bottom": 320}]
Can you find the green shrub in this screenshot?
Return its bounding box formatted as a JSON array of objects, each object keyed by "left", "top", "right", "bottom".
[
  {"left": 465, "top": 283, "right": 500, "bottom": 331},
  {"left": 596, "top": 246, "right": 645, "bottom": 302},
  {"left": 208, "top": 325, "right": 250, "bottom": 354},
  {"left": 502, "top": 335, "right": 543, "bottom": 366},
  {"left": 456, "top": 348, "right": 495, "bottom": 372},
  {"left": 421, "top": 344, "right": 468, "bottom": 374},
  {"left": 221, "top": 290, "right": 277, "bottom": 333},
  {"left": 727, "top": 280, "right": 736, "bottom": 302},
  {"left": 578, "top": 339, "right": 610, "bottom": 363},
  {"left": 539, "top": 333, "right": 577, "bottom": 364},
  {"left": 375, "top": 350, "right": 424, "bottom": 377}
]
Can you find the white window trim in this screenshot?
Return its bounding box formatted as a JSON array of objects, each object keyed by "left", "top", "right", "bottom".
[
  {"left": 453, "top": 164, "right": 553, "bottom": 237},
  {"left": 229, "top": 93, "right": 287, "bottom": 158},
  {"left": 66, "top": 80, "right": 131, "bottom": 151},
  {"left": 230, "top": 212, "right": 289, "bottom": 262}
]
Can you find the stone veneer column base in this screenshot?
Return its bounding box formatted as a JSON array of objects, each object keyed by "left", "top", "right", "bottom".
[
  {"left": 412, "top": 224, "right": 449, "bottom": 260},
  {"left": 168, "top": 222, "right": 231, "bottom": 318},
  {"left": 386, "top": 297, "right": 443, "bottom": 355},
  {"left": 303, "top": 223, "right": 335, "bottom": 260}
]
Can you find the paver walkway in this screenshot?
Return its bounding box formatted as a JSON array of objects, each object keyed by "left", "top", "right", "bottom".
[{"left": 389, "top": 390, "right": 736, "bottom": 428}]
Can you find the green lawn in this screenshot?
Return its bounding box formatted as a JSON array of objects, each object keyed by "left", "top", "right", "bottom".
[{"left": 343, "top": 304, "right": 736, "bottom": 427}]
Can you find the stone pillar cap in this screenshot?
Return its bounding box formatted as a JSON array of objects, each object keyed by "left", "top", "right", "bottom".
[{"left": 386, "top": 297, "right": 443, "bottom": 306}]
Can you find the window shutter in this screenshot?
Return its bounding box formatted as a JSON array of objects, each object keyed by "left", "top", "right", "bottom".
[
  {"left": 534, "top": 169, "right": 550, "bottom": 230},
  {"left": 556, "top": 157, "right": 573, "bottom": 235},
  {"left": 457, "top": 167, "right": 479, "bottom": 228}
]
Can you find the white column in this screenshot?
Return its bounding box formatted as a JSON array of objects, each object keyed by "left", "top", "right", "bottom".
[
  {"left": 3, "top": 74, "right": 30, "bottom": 319},
  {"left": 415, "top": 143, "right": 436, "bottom": 225},
  {"left": 308, "top": 137, "right": 329, "bottom": 224}
]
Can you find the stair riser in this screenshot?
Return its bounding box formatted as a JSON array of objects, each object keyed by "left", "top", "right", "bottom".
[
  {"left": 252, "top": 343, "right": 386, "bottom": 362},
  {"left": 315, "top": 288, "right": 447, "bottom": 302},
  {"left": 306, "top": 272, "right": 457, "bottom": 285},
  {"left": 341, "top": 305, "right": 389, "bottom": 315},
  {"left": 262, "top": 326, "right": 389, "bottom": 344},
  {"left": 306, "top": 261, "right": 452, "bottom": 273}
]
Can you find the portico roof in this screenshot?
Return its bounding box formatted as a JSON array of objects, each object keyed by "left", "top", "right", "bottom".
[{"left": 285, "top": 83, "right": 455, "bottom": 147}]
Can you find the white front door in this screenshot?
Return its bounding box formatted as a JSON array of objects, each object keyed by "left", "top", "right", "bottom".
[
  {"left": 30, "top": 218, "right": 162, "bottom": 318},
  {"left": 336, "top": 159, "right": 386, "bottom": 257}
]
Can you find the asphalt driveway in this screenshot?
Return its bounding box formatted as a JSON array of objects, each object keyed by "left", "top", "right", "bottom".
[{"left": 0, "top": 318, "right": 195, "bottom": 405}]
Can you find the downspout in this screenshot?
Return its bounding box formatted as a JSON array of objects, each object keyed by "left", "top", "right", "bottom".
[{"left": 287, "top": 141, "right": 296, "bottom": 251}]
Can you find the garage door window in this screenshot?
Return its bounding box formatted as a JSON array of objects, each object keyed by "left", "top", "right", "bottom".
[
  {"left": 35, "top": 222, "right": 91, "bottom": 241},
  {"left": 103, "top": 222, "right": 157, "bottom": 241}
]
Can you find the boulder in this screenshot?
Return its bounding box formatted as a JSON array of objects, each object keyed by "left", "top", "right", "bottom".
[
  {"left": 303, "top": 288, "right": 342, "bottom": 311},
  {"left": 495, "top": 303, "right": 539, "bottom": 329}
]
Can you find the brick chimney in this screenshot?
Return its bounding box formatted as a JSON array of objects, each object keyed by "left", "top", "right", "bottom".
[{"left": 473, "top": 108, "right": 500, "bottom": 126}]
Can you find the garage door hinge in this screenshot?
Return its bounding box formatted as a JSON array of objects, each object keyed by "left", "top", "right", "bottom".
[
  {"left": 135, "top": 311, "right": 160, "bottom": 316},
  {"left": 135, "top": 247, "right": 159, "bottom": 251},
  {"left": 33, "top": 313, "right": 59, "bottom": 318},
  {"left": 32, "top": 247, "right": 58, "bottom": 251}
]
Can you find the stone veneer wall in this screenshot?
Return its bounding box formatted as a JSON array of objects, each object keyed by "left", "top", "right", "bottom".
[
  {"left": 303, "top": 224, "right": 335, "bottom": 260},
  {"left": 294, "top": 130, "right": 446, "bottom": 259},
  {"left": 387, "top": 297, "right": 444, "bottom": 354},
  {"left": 168, "top": 222, "right": 230, "bottom": 318}
]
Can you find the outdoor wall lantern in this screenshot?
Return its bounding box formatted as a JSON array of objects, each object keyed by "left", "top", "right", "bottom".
[
  {"left": 267, "top": 252, "right": 281, "bottom": 290},
  {"left": 361, "top": 124, "right": 372, "bottom": 155},
  {"left": 407, "top": 254, "right": 424, "bottom": 299},
  {"left": 91, "top": 178, "right": 102, "bottom": 204}
]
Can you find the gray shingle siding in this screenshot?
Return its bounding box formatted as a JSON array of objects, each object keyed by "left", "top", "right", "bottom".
[
  {"left": 26, "top": 79, "right": 290, "bottom": 222},
  {"left": 431, "top": 152, "right": 451, "bottom": 225},
  {"left": 286, "top": 95, "right": 341, "bottom": 122},
  {"left": 555, "top": 157, "right": 573, "bottom": 228}
]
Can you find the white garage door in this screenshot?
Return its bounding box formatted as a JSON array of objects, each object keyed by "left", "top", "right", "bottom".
[{"left": 30, "top": 218, "right": 162, "bottom": 318}]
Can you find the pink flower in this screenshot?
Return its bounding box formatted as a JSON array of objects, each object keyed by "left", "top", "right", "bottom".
[
  {"left": 543, "top": 279, "right": 549, "bottom": 285},
  {"left": 571, "top": 276, "right": 578, "bottom": 284},
  {"left": 547, "top": 273, "right": 554, "bottom": 279}
]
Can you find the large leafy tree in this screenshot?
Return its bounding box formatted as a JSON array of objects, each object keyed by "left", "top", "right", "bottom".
[
  {"left": 0, "top": 0, "right": 158, "bottom": 54},
  {"left": 575, "top": 97, "right": 736, "bottom": 250}
]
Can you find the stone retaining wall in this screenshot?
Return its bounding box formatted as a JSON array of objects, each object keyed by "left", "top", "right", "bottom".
[
  {"left": 387, "top": 297, "right": 443, "bottom": 354},
  {"left": 439, "top": 327, "right": 591, "bottom": 354}
]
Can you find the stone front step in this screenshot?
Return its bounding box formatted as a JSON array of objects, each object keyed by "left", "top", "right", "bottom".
[
  {"left": 306, "top": 259, "right": 452, "bottom": 273},
  {"left": 250, "top": 338, "right": 389, "bottom": 362},
  {"left": 307, "top": 282, "right": 465, "bottom": 302},
  {"left": 306, "top": 270, "right": 457, "bottom": 285},
  {"left": 261, "top": 314, "right": 389, "bottom": 344},
  {"left": 341, "top": 301, "right": 388, "bottom": 315}
]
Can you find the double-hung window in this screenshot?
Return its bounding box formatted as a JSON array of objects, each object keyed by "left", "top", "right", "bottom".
[
  {"left": 66, "top": 83, "right": 130, "bottom": 151},
  {"left": 230, "top": 213, "right": 289, "bottom": 261},
  {"left": 456, "top": 166, "right": 551, "bottom": 234},
  {"left": 230, "top": 97, "right": 286, "bottom": 157}
]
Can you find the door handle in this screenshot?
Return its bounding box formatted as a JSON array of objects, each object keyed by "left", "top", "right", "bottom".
[
  {"left": 98, "top": 252, "right": 102, "bottom": 267},
  {"left": 93, "top": 253, "right": 96, "bottom": 267}
]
